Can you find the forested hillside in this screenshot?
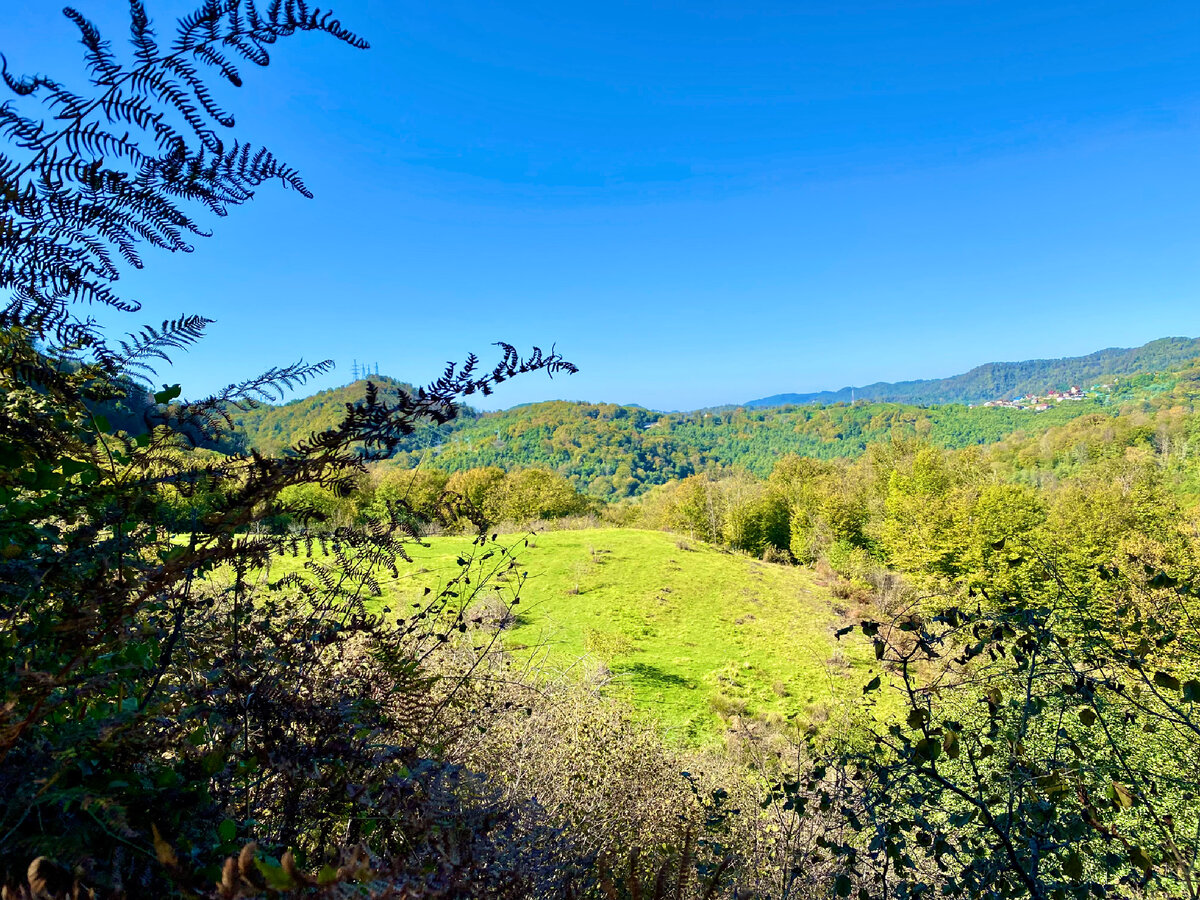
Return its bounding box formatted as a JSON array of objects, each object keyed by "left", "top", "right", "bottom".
[
  {"left": 408, "top": 397, "right": 1111, "bottom": 497},
  {"left": 229, "top": 363, "right": 1184, "bottom": 498},
  {"left": 746, "top": 335, "right": 1200, "bottom": 406},
  {"left": 229, "top": 375, "right": 473, "bottom": 455}
]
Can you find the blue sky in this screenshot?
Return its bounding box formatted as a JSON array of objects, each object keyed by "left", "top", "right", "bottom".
[{"left": 3, "top": 1, "right": 1199, "bottom": 410}]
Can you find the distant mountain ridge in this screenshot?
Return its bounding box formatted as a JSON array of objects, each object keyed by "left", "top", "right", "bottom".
[{"left": 746, "top": 337, "right": 1200, "bottom": 408}]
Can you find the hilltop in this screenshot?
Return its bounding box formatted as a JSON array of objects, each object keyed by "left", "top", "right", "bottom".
[
  {"left": 745, "top": 336, "right": 1200, "bottom": 407},
  {"left": 229, "top": 375, "right": 477, "bottom": 456}
]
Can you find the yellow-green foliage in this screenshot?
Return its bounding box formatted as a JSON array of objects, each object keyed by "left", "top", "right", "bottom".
[
  {"left": 638, "top": 472, "right": 789, "bottom": 555},
  {"left": 364, "top": 463, "right": 590, "bottom": 527},
  {"left": 497, "top": 467, "right": 592, "bottom": 521},
  {"left": 769, "top": 455, "right": 873, "bottom": 563},
  {"left": 881, "top": 446, "right": 978, "bottom": 579},
  {"left": 446, "top": 465, "right": 506, "bottom": 517},
  {"left": 366, "top": 467, "right": 449, "bottom": 522}
]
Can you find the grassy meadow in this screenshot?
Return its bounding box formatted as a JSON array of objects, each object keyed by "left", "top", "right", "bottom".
[{"left": 274, "top": 527, "right": 880, "bottom": 743}]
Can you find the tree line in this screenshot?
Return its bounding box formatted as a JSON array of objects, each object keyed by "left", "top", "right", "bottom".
[{"left": 220, "top": 364, "right": 1196, "bottom": 500}]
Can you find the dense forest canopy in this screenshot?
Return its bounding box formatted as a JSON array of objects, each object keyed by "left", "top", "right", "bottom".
[{"left": 229, "top": 358, "right": 1187, "bottom": 498}]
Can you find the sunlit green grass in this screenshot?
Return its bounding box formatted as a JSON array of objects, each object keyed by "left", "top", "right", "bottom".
[{"left": 272, "top": 527, "right": 880, "bottom": 744}]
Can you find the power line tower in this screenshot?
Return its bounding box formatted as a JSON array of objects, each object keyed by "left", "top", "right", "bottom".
[{"left": 351, "top": 359, "right": 360, "bottom": 381}]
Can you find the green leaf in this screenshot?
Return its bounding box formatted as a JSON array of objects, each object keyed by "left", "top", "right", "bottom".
[
  {"left": 1111, "top": 781, "right": 1135, "bottom": 809},
  {"left": 254, "top": 857, "right": 295, "bottom": 891},
  {"left": 1149, "top": 571, "right": 1178, "bottom": 589},
  {"left": 1078, "top": 708, "right": 1096, "bottom": 727},
  {"left": 217, "top": 819, "right": 237, "bottom": 843},
  {"left": 154, "top": 384, "right": 182, "bottom": 404},
  {"left": 1183, "top": 680, "right": 1200, "bottom": 703},
  {"left": 1129, "top": 846, "right": 1153, "bottom": 874},
  {"left": 201, "top": 750, "right": 227, "bottom": 776},
  {"left": 914, "top": 738, "right": 941, "bottom": 762},
  {"left": 1063, "top": 850, "right": 1084, "bottom": 881},
  {"left": 834, "top": 874, "right": 853, "bottom": 897},
  {"left": 863, "top": 675, "right": 881, "bottom": 695},
  {"left": 942, "top": 731, "right": 960, "bottom": 760},
  {"left": 907, "top": 709, "right": 927, "bottom": 730},
  {"left": 59, "top": 458, "right": 92, "bottom": 478}
]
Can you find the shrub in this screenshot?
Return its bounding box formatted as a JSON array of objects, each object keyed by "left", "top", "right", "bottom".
[{"left": 761, "top": 544, "right": 794, "bottom": 565}]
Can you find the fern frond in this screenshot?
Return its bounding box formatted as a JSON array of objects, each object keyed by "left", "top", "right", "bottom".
[
  {"left": 109, "top": 315, "right": 213, "bottom": 373},
  {"left": 287, "top": 346, "right": 575, "bottom": 461},
  {"left": 161, "top": 54, "right": 235, "bottom": 129},
  {"left": 126, "top": 1, "right": 161, "bottom": 65},
  {"left": 63, "top": 9, "right": 123, "bottom": 86},
  {"left": 1, "top": 0, "right": 366, "bottom": 344},
  {"left": 209, "top": 359, "right": 336, "bottom": 408},
  {"left": 0, "top": 54, "right": 57, "bottom": 97},
  {"left": 191, "top": 44, "right": 243, "bottom": 86}
]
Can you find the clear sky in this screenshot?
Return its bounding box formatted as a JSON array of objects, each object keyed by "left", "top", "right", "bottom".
[{"left": 3, "top": 1, "right": 1199, "bottom": 410}]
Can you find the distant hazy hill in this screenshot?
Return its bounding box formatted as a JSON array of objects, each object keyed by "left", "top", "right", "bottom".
[{"left": 746, "top": 336, "right": 1200, "bottom": 407}]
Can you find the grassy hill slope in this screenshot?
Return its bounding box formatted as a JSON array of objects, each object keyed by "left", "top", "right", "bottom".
[{"left": 318, "top": 528, "right": 878, "bottom": 743}]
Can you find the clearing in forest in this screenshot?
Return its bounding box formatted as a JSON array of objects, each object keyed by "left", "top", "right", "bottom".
[{"left": 367, "top": 527, "right": 878, "bottom": 743}]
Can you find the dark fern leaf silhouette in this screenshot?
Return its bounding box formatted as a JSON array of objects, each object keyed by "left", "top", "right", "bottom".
[{"left": 0, "top": 1, "right": 368, "bottom": 338}]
